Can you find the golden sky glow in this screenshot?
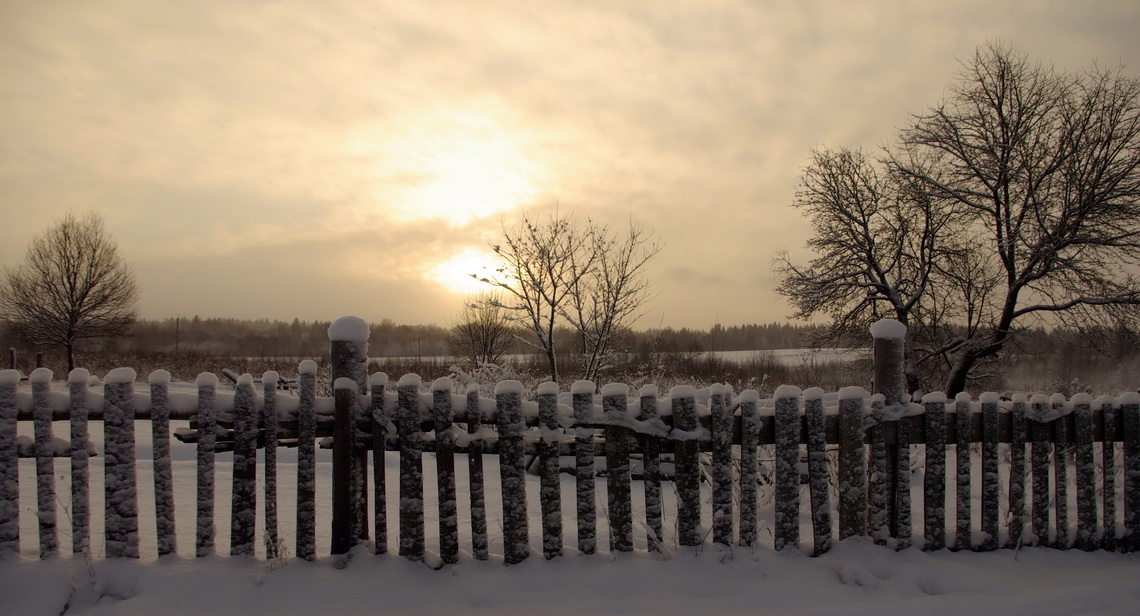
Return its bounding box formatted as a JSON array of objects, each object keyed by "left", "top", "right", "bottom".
[{"left": 1, "top": 1, "right": 1137, "bottom": 328}]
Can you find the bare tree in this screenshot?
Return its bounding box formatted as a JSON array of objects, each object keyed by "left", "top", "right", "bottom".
[
  {"left": 895, "top": 43, "right": 1140, "bottom": 394},
  {"left": 449, "top": 292, "right": 515, "bottom": 366},
  {"left": 1, "top": 212, "right": 139, "bottom": 370},
  {"left": 481, "top": 212, "right": 600, "bottom": 382},
  {"left": 565, "top": 221, "right": 660, "bottom": 382},
  {"left": 775, "top": 147, "right": 958, "bottom": 393}
]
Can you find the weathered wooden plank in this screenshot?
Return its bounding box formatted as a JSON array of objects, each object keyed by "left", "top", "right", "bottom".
[
  {"left": 923, "top": 394, "right": 947, "bottom": 550},
  {"left": 1007, "top": 395, "right": 1028, "bottom": 549},
  {"left": 295, "top": 362, "right": 317, "bottom": 561},
  {"left": 895, "top": 403, "right": 911, "bottom": 551},
  {"left": 838, "top": 390, "right": 867, "bottom": 540},
  {"left": 262, "top": 371, "right": 280, "bottom": 560},
  {"left": 804, "top": 389, "right": 831, "bottom": 555},
  {"left": 980, "top": 393, "right": 1000, "bottom": 551},
  {"left": 104, "top": 369, "right": 138, "bottom": 559},
  {"left": 673, "top": 386, "right": 702, "bottom": 547},
  {"left": 954, "top": 393, "right": 972, "bottom": 551},
  {"left": 574, "top": 381, "right": 598, "bottom": 554},
  {"left": 774, "top": 386, "right": 802, "bottom": 552},
  {"left": 32, "top": 369, "right": 57, "bottom": 558},
  {"left": 869, "top": 398, "right": 890, "bottom": 546},
  {"left": 466, "top": 386, "right": 488, "bottom": 560},
  {"left": 433, "top": 379, "right": 458, "bottom": 565},
  {"left": 1030, "top": 395, "right": 1051, "bottom": 546},
  {"left": 71, "top": 369, "right": 93, "bottom": 556},
  {"left": 1072, "top": 394, "right": 1096, "bottom": 551},
  {"left": 1098, "top": 396, "right": 1116, "bottom": 552},
  {"left": 537, "top": 383, "right": 562, "bottom": 559},
  {"left": 230, "top": 375, "right": 257, "bottom": 557},
  {"left": 1053, "top": 395, "right": 1071, "bottom": 549},
  {"left": 369, "top": 374, "right": 389, "bottom": 556},
  {"left": 710, "top": 385, "right": 733, "bottom": 548},
  {"left": 604, "top": 384, "right": 633, "bottom": 553},
  {"left": 397, "top": 375, "right": 424, "bottom": 562},
  {"left": 497, "top": 382, "right": 528, "bottom": 565},
  {"left": 1122, "top": 394, "right": 1139, "bottom": 553},
  {"left": 0, "top": 370, "right": 16, "bottom": 555},
  {"left": 640, "top": 386, "right": 664, "bottom": 552}
]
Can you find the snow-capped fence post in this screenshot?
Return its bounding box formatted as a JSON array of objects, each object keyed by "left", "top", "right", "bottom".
[
  {"left": 804, "top": 388, "right": 832, "bottom": 556},
  {"left": 104, "top": 368, "right": 138, "bottom": 559},
  {"left": 149, "top": 370, "right": 176, "bottom": 557},
  {"left": 70, "top": 369, "right": 93, "bottom": 557},
  {"left": 1072, "top": 394, "right": 1096, "bottom": 551},
  {"left": 1099, "top": 396, "right": 1117, "bottom": 552},
  {"left": 710, "top": 385, "right": 734, "bottom": 548},
  {"left": 466, "top": 385, "right": 489, "bottom": 560},
  {"left": 262, "top": 371, "right": 280, "bottom": 560},
  {"left": 980, "top": 393, "right": 1000, "bottom": 552},
  {"left": 894, "top": 399, "right": 911, "bottom": 550},
  {"left": 737, "top": 390, "right": 760, "bottom": 548},
  {"left": 604, "top": 383, "right": 634, "bottom": 553},
  {"left": 922, "top": 393, "right": 947, "bottom": 550},
  {"left": 332, "top": 377, "right": 358, "bottom": 556},
  {"left": 640, "top": 386, "right": 664, "bottom": 552},
  {"left": 1121, "top": 393, "right": 1139, "bottom": 553},
  {"left": 672, "top": 386, "right": 701, "bottom": 547},
  {"left": 32, "top": 368, "right": 57, "bottom": 558},
  {"left": 537, "top": 382, "right": 562, "bottom": 559},
  {"left": 573, "top": 381, "right": 598, "bottom": 554},
  {"left": 870, "top": 319, "right": 906, "bottom": 545},
  {"left": 1007, "top": 395, "right": 1028, "bottom": 549},
  {"left": 954, "top": 393, "right": 972, "bottom": 551},
  {"left": 329, "top": 316, "right": 370, "bottom": 554},
  {"left": 868, "top": 396, "right": 890, "bottom": 545},
  {"left": 496, "top": 381, "right": 528, "bottom": 565},
  {"left": 397, "top": 374, "right": 424, "bottom": 562},
  {"left": 195, "top": 372, "right": 218, "bottom": 558},
  {"left": 838, "top": 388, "right": 867, "bottom": 540},
  {"left": 0, "top": 370, "right": 18, "bottom": 555},
  {"left": 774, "top": 386, "right": 802, "bottom": 552},
  {"left": 230, "top": 374, "right": 257, "bottom": 557},
  {"left": 1029, "top": 394, "right": 1051, "bottom": 546},
  {"left": 370, "top": 373, "right": 389, "bottom": 556},
  {"left": 432, "top": 378, "right": 458, "bottom": 566},
  {"left": 1052, "top": 395, "right": 1071, "bottom": 549},
  {"left": 296, "top": 361, "right": 317, "bottom": 561}
]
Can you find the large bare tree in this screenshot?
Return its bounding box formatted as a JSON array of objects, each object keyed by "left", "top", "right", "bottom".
[
  {"left": 1, "top": 212, "right": 139, "bottom": 370},
  {"left": 895, "top": 43, "right": 1140, "bottom": 394}
]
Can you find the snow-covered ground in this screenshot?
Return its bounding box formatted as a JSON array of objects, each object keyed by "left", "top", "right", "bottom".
[{"left": 2, "top": 418, "right": 1138, "bottom": 615}]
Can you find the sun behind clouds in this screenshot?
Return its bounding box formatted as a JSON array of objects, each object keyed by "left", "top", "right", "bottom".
[{"left": 429, "top": 246, "right": 501, "bottom": 295}]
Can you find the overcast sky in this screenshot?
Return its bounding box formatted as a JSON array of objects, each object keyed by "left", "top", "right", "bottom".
[{"left": 2, "top": 1, "right": 1137, "bottom": 330}]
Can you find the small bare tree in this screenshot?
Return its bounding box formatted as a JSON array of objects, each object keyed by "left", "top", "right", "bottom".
[
  {"left": 449, "top": 292, "right": 515, "bottom": 366},
  {"left": 1, "top": 212, "right": 139, "bottom": 370}
]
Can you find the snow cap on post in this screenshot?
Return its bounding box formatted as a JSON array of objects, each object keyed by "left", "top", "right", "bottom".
[
  {"left": 104, "top": 367, "right": 136, "bottom": 384},
  {"left": 30, "top": 367, "right": 52, "bottom": 383},
  {"left": 0, "top": 369, "right": 21, "bottom": 384},
  {"left": 298, "top": 359, "right": 318, "bottom": 374},
  {"left": 571, "top": 380, "right": 596, "bottom": 395},
  {"left": 537, "top": 381, "right": 559, "bottom": 396},
  {"left": 334, "top": 377, "right": 358, "bottom": 391},
  {"left": 147, "top": 369, "right": 170, "bottom": 385},
  {"left": 431, "top": 377, "right": 453, "bottom": 392},
  {"left": 869, "top": 319, "right": 907, "bottom": 340},
  {"left": 70, "top": 368, "right": 92, "bottom": 384},
  {"left": 327, "top": 316, "right": 370, "bottom": 342},
  {"left": 494, "top": 380, "right": 524, "bottom": 396},
  {"left": 196, "top": 372, "right": 219, "bottom": 387}
]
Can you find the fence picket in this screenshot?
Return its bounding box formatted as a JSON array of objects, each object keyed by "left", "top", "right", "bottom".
[
  {"left": 1030, "top": 395, "right": 1050, "bottom": 546},
  {"left": 838, "top": 389, "right": 867, "bottom": 540},
  {"left": 923, "top": 394, "right": 947, "bottom": 550},
  {"left": 673, "top": 386, "right": 701, "bottom": 547},
  {"left": 1072, "top": 395, "right": 1096, "bottom": 551},
  {"left": 71, "top": 369, "right": 93, "bottom": 557},
  {"left": 574, "top": 382, "right": 598, "bottom": 554},
  {"left": 869, "top": 397, "right": 889, "bottom": 545},
  {"left": 603, "top": 384, "right": 633, "bottom": 553},
  {"left": 149, "top": 371, "right": 175, "bottom": 557},
  {"left": 774, "top": 386, "right": 802, "bottom": 552},
  {"left": 804, "top": 389, "right": 831, "bottom": 555},
  {"left": 1122, "top": 394, "right": 1139, "bottom": 553},
  {"left": 370, "top": 373, "right": 389, "bottom": 556},
  {"left": 980, "top": 393, "right": 999, "bottom": 551},
  {"left": 497, "top": 382, "right": 528, "bottom": 565},
  {"left": 1099, "top": 396, "right": 1116, "bottom": 552},
  {"left": 1053, "top": 396, "right": 1071, "bottom": 549},
  {"left": 538, "top": 383, "right": 562, "bottom": 559},
  {"left": 230, "top": 376, "right": 257, "bottom": 556},
  {"left": 0, "top": 371, "right": 16, "bottom": 555},
  {"left": 32, "top": 369, "right": 57, "bottom": 558},
  {"left": 104, "top": 369, "right": 138, "bottom": 559},
  {"left": 895, "top": 403, "right": 911, "bottom": 550},
  {"left": 639, "top": 386, "right": 664, "bottom": 552},
  {"left": 397, "top": 375, "right": 424, "bottom": 561},
  {"left": 195, "top": 372, "right": 218, "bottom": 558},
  {"left": 466, "top": 386, "right": 488, "bottom": 560},
  {"left": 710, "top": 385, "right": 733, "bottom": 548},
  {"left": 433, "top": 379, "right": 458, "bottom": 565},
  {"left": 1007, "top": 395, "right": 1028, "bottom": 549},
  {"left": 262, "top": 372, "right": 280, "bottom": 560},
  {"left": 295, "top": 362, "right": 317, "bottom": 561},
  {"left": 954, "top": 393, "right": 972, "bottom": 551}
]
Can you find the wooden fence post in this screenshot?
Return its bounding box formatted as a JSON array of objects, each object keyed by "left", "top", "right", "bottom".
[
  {"left": 1121, "top": 392, "right": 1139, "bottom": 553},
  {"left": 573, "top": 381, "right": 597, "bottom": 554},
  {"left": 70, "top": 369, "right": 93, "bottom": 557},
  {"left": 397, "top": 374, "right": 424, "bottom": 562},
  {"left": 1007, "top": 394, "right": 1028, "bottom": 549},
  {"left": 868, "top": 396, "right": 890, "bottom": 545},
  {"left": 838, "top": 387, "right": 867, "bottom": 540},
  {"left": 954, "top": 392, "right": 972, "bottom": 551},
  {"left": 230, "top": 374, "right": 257, "bottom": 557},
  {"left": 672, "top": 386, "right": 701, "bottom": 547},
  {"left": 980, "top": 392, "right": 1000, "bottom": 551},
  {"left": 1052, "top": 394, "right": 1071, "bottom": 549},
  {"left": 639, "top": 386, "right": 664, "bottom": 552},
  {"left": 1072, "top": 394, "right": 1096, "bottom": 551},
  {"left": 737, "top": 390, "right": 759, "bottom": 548},
  {"left": 466, "top": 385, "right": 489, "bottom": 560},
  {"left": 923, "top": 393, "right": 947, "bottom": 550},
  {"left": 870, "top": 319, "right": 906, "bottom": 545},
  {"left": 104, "top": 368, "right": 138, "bottom": 559},
  {"left": 774, "top": 386, "right": 802, "bottom": 552},
  {"left": 1029, "top": 394, "right": 1051, "bottom": 546},
  {"left": 329, "top": 316, "right": 370, "bottom": 553},
  {"left": 262, "top": 371, "right": 280, "bottom": 560},
  {"left": 370, "top": 373, "right": 389, "bottom": 555},
  {"left": 604, "top": 383, "right": 634, "bottom": 553},
  {"left": 195, "top": 372, "right": 218, "bottom": 558},
  {"left": 710, "top": 385, "right": 734, "bottom": 548},
  {"left": 432, "top": 377, "right": 458, "bottom": 565},
  {"left": 1098, "top": 395, "right": 1116, "bottom": 552},
  {"left": 537, "top": 382, "right": 562, "bottom": 559},
  {"left": 296, "top": 361, "right": 318, "bottom": 561},
  {"left": 31, "top": 368, "right": 57, "bottom": 558},
  {"left": 804, "top": 388, "right": 831, "bottom": 556},
  {"left": 149, "top": 370, "right": 176, "bottom": 557},
  {"left": 0, "top": 370, "right": 17, "bottom": 555},
  {"left": 497, "top": 381, "right": 528, "bottom": 565}
]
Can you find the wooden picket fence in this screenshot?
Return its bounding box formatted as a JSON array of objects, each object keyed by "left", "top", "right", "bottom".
[{"left": 1, "top": 323, "right": 1138, "bottom": 565}]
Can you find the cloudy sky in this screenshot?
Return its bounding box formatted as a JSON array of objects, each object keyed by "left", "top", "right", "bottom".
[{"left": 2, "top": 1, "right": 1137, "bottom": 330}]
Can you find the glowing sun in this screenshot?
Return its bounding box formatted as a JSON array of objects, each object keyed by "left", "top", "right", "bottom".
[{"left": 429, "top": 247, "right": 501, "bottom": 295}]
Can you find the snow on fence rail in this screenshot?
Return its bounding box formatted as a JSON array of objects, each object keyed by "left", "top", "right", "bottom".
[{"left": 1, "top": 318, "right": 1138, "bottom": 566}]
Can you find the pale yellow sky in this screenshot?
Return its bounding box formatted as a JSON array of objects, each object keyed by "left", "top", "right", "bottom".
[{"left": 1, "top": 0, "right": 1137, "bottom": 328}]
